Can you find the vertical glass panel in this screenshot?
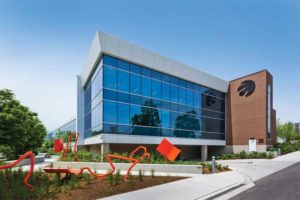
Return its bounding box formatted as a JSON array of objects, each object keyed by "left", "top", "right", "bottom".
[
  {"left": 142, "top": 68, "right": 151, "bottom": 77},
  {"left": 171, "top": 112, "right": 179, "bottom": 129},
  {"left": 103, "top": 55, "right": 117, "bottom": 67},
  {"left": 151, "top": 71, "right": 161, "bottom": 80},
  {"left": 170, "top": 77, "right": 179, "bottom": 85},
  {"left": 104, "top": 66, "right": 117, "bottom": 89},
  {"left": 130, "top": 63, "right": 141, "bottom": 74},
  {"left": 152, "top": 79, "right": 161, "bottom": 99},
  {"left": 178, "top": 79, "right": 187, "bottom": 88},
  {"left": 142, "top": 77, "right": 152, "bottom": 97},
  {"left": 130, "top": 104, "right": 141, "bottom": 125},
  {"left": 194, "top": 91, "right": 200, "bottom": 108},
  {"left": 130, "top": 94, "right": 141, "bottom": 105},
  {"left": 162, "top": 110, "right": 170, "bottom": 128},
  {"left": 103, "top": 89, "right": 117, "bottom": 101},
  {"left": 84, "top": 83, "right": 92, "bottom": 105},
  {"left": 130, "top": 74, "right": 141, "bottom": 94},
  {"left": 118, "top": 92, "right": 129, "bottom": 103},
  {"left": 103, "top": 101, "right": 117, "bottom": 123},
  {"left": 171, "top": 85, "right": 178, "bottom": 103},
  {"left": 162, "top": 82, "right": 170, "bottom": 101},
  {"left": 187, "top": 90, "right": 194, "bottom": 106},
  {"left": 117, "top": 59, "right": 129, "bottom": 71},
  {"left": 178, "top": 88, "right": 186, "bottom": 104},
  {"left": 162, "top": 101, "right": 171, "bottom": 110},
  {"left": 161, "top": 74, "right": 171, "bottom": 83},
  {"left": 118, "top": 70, "right": 129, "bottom": 92},
  {"left": 118, "top": 103, "right": 129, "bottom": 124}
]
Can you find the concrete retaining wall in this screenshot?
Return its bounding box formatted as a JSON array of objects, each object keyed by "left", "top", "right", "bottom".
[
  {"left": 6, "top": 156, "right": 45, "bottom": 166},
  {"left": 53, "top": 161, "right": 203, "bottom": 174}
]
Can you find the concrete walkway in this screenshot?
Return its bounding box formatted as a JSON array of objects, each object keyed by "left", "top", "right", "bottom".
[{"left": 101, "top": 151, "right": 300, "bottom": 200}]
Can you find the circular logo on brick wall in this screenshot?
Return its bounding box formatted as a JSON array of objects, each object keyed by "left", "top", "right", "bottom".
[{"left": 238, "top": 80, "right": 256, "bottom": 97}]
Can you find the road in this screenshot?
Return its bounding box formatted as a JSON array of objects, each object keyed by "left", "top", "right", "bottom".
[{"left": 231, "top": 162, "right": 300, "bottom": 200}]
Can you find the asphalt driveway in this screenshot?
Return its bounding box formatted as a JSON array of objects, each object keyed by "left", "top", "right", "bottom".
[{"left": 231, "top": 162, "right": 300, "bottom": 200}]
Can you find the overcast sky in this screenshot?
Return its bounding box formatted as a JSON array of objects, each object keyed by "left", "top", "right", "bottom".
[{"left": 0, "top": 0, "right": 299, "bottom": 131}]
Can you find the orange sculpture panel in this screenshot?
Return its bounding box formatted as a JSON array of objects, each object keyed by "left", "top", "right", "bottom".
[{"left": 156, "top": 138, "right": 181, "bottom": 162}]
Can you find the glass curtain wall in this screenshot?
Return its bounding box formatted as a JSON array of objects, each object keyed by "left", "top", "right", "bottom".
[{"left": 84, "top": 55, "right": 226, "bottom": 140}]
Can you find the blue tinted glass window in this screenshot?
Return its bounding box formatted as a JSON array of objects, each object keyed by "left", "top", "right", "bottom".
[
  {"left": 162, "top": 83, "right": 170, "bottom": 101},
  {"left": 171, "top": 103, "right": 178, "bottom": 112},
  {"left": 151, "top": 99, "right": 161, "bottom": 109},
  {"left": 130, "top": 74, "right": 141, "bottom": 94},
  {"left": 118, "top": 103, "right": 129, "bottom": 124},
  {"left": 142, "top": 96, "right": 152, "bottom": 106},
  {"left": 178, "top": 88, "right": 186, "bottom": 104},
  {"left": 118, "top": 92, "right": 129, "bottom": 103},
  {"left": 142, "top": 77, "right": 152, "bottom": 97},
  {"left": 151, "top": 71, "right": 161, "bottom": 80},
  {"left": 103, "top": 55, "right": 117, "bottom": 67},
  {"left": 194, "top": 85, "right": 201, "bottom": 92},
  {"left": 178, "top": 79, "right": 187, "bottom": 88},
  {"left": 130, "top": 63, "right": 141, "bottom": 74},
  {"left": 118, "top": 125, "right": 129, "bottom": 134},
  {"left": 117, "top": 60, "right": 129, "bottom": 71},
  {"left": 187, "top": 90, "right": 193, "bottom": 106},
  {"left": 142, "top": 68, "right": 151, "bottom": 77},
  {"left": 171, "top": 77, "right": 179, "bottom": 85},
  {"left": 162, "top": 101, "right": 171, "bottom": 110},
  {"left": 162, "top": 110, "right": 170, "bottom": 128},
  {"left": 187, "top": 82, "right": 194, "bottom": 90},
  {"left": 171, "top": 112, "right": 179, "bottom": 129},
  {"left": 103, "top": 101, "right": 117, "bottom": 123},
  {"left": 161, "top": 74, "right": 171, "bottom": 83},
  {"left": 194, "top": 91, "right": 200, "bottom": 108},
  {"left": 104, "top": 66, "right": 117, "bottom": 89},
  {"left": 171, "top": 85, "right": 178, "bottom": 103},
  {"left": 118, "top": 70, "right": 129, "bottom": 92},
  {"left": 130, "top": 94, "right": 141, "bottom": 105},
  {"left": 130, "top": 104, "right": 141, "bottom": 125},
  {"left": 84, "top": 83, "right": 92, "bottom": 105},
  {"left": 178, "top": 104, "right": 186, "bottom": 113},
  {"left": 152, "top": 79, "right": 161, "bottom": 99},
  {"left": 103, "top": 89, "right": 117, "bottom": 101}
]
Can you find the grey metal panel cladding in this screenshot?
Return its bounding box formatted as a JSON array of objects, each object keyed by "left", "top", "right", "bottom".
[{"left": 80, "top": 31, "right": 229, "bottom": 92}]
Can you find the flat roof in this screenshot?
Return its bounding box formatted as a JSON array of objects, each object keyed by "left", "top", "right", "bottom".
[{"left": 80, "top": 31, "right": 229, "bottom": 92}]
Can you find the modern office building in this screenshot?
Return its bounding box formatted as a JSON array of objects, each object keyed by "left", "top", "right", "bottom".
[
  {"left": 74, "top": 31, "right": 276, "bottom": 160},
  {"left": 48, "top": 118, "right": 76, "bottom": 139}
]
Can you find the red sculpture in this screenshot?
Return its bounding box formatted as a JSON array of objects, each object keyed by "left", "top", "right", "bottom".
[
  {"left": 0, "top": 151, "right": 35, "bottom": 191},
  {"left": 156, "top": 138, "right": 181, "bottom": 162},
  {"left": 54, "top": 132, "right": 80, "bottom": 161}
]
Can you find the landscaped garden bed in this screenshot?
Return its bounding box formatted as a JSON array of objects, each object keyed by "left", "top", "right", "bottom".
[
  {"left": 0, "top": 168, "right": 185, "bottom": 200},
  {"left": 216, "top": 150, "right": 274, "bottom": 160}
]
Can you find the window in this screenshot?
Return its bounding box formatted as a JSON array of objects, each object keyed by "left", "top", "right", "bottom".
[
  {"left": 118, "top": 103, "right": 129, "bottom": 124},
  {"left": 162, "top": 83, "right": 170, "bottom": 101},
  {"left": 194, "top": 91, "right": 200, "bottom": 108},
  {"left": 118, "top": 70, "right": 129, "bottom": 92},
  {"left": 151, "top": 71, "right": 161, "bottom": 80},
  {"left": 103, "top": 89, "right": 117, "bottom": 101},
  {"left": 104, "top": 66, "right": 117, "bottom": 89},
  {"left": 162, "top": 74, "right": 171, "bottom": 83},
  {"left": 162, "top": 110, "right": 170, "bottom": 128},
  {"left": 171, "top": 85, "right": 178, "bottom": 103},
  {"left": 118, "top": 92, "right": 129, "bottom": 103},
  {"left": 142, "top": 68, "right": 151, "bottom": 77},
  {"left": 152, "top": 79, "right": 161, "bottom": 99},
  {"left": 130, "top": 63, "right": 141, "bottom": 74},
  {"left": 267, "top": 84, "right": 271, "bottom": 139},
  {"left": 104, "top": 101, "right": 117, "bottom": 123},
  {"left": 130, "top": 104, "right": 141, "bottom": 125},
  {"left": 103, "top": 55, "right": 117, "bottom": 67},
  {"left": 178, "top": 88, "right": 186, "bottom": 104},
  {"left": 130, "top": 74, "right": 141, "bottom": 94},
  {"left": 187, "top": 90, "right": 193, "bottom": 106},
  {"left": 117, "top": 59, "right": 129, "bottom": 71},
  {"left": 142, "top": 77, "right": 152, "bottom": 97}
]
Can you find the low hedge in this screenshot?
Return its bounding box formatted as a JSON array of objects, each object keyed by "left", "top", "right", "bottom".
[{"left": 217, "top": 150, "right": 274, "bottom": 160}]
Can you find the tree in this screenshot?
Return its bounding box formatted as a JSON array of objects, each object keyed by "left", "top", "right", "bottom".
[
  {"left": 174, "top": 110, "right": 200, "bottom": 138},
  {"left": 277, "top": 119, "right": 299, "bottom": 142},
  {"left": 131, "top": 100, "right": 161, "bottom": 135},
  {"left": 0, "top": 89, "right": 46, "bottom": 159}
]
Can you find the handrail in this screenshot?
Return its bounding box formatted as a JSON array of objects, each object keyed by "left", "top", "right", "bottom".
[{"left": 0, "top": 151, "right": 35, "bottom": 191}]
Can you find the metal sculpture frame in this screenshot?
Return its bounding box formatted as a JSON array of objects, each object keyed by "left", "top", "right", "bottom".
[{"left": 0, "top": 151, "right": 35, "bottom": 191}]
